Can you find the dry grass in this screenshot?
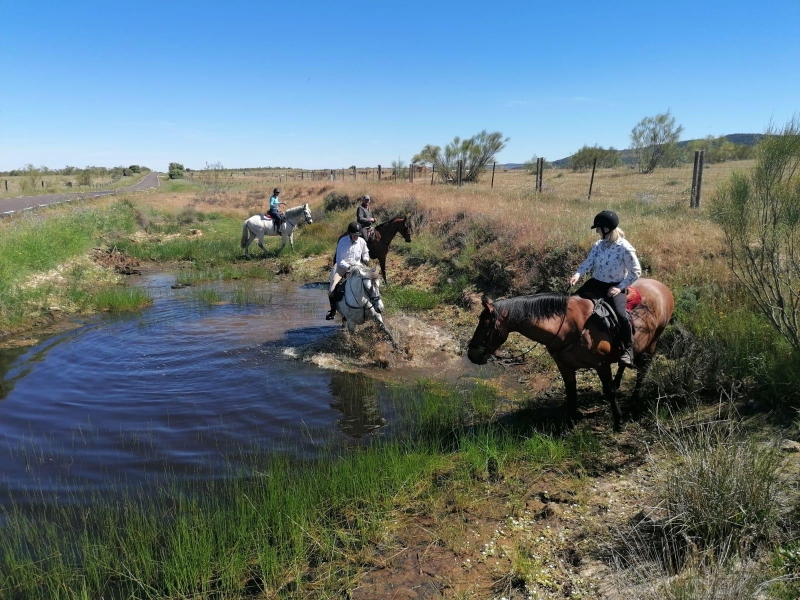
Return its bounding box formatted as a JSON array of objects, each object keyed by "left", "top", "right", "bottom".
[{"left": 195, "top": 160, "right": 749, "bottom": 289}]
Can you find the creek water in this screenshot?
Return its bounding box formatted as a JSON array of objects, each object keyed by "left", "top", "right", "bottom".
[{"left": 0, "top": 273, "right": 427, "bottom": 511}]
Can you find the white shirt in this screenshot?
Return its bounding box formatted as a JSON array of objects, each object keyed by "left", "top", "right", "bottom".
[
  {"left": 574, "top": 238, "right": 641, "bottom": 290},
  {"left": 335, "top": 235, "right": 370, "bottom": 270}
]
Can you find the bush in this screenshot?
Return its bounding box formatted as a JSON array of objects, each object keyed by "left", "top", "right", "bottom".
[{"left": 323, "top": 192, "right": 354, "bottom": 213}]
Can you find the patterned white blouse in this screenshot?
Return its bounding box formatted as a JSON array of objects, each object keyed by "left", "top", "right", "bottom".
[{"left": 574, "top": 238, "right": 642, "bottom": 290}]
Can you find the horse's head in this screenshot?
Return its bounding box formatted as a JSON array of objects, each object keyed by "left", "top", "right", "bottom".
[
  {"left": 399, "top": 216, "right": 413, "bottom": 243},
  {"left": 302, "top": 203, "right": 313, "bottom": 224},
  {"left": 467, "top": 296, "right": 509, "bottom": 364},
  {"left": 350, "top": 264, "right": 384, "bottom": 313}
]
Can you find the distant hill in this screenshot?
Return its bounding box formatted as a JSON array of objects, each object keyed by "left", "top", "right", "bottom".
[{"left": 545, "top": 133, "right": 764, "bottom": 168}]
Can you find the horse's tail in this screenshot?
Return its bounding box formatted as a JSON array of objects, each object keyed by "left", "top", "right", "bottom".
[{"left": 240, "top": 220, "right": 250, "bottom": 248}]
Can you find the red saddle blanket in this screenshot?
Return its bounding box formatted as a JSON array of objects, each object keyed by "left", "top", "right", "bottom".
[{"left": 626, "top": 286, "right": 642, "bottom": 311}]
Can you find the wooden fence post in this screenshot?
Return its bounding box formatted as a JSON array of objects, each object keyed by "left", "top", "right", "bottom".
[
  {"left": 431, "top": 164, "right": 435, "bottom": 185},
  {"left": 4, "top": 180, "right": 8, "bottom": 191},
  {"left": 378, "top": 165, "right": 382, "bottom": 181},
  {"left": 690, "top": 150, "right": 700, "bottom": 208},
  {"left": 491, "top": 162, "right": 496, "bottom": 188},
  {"left": 457, "top": 160, "right": 463, "bottom": 186},
  {"left": 588, "top": 157, "right": 597, "bottom": 200},
  {"left": 410, "top": 163, "right": 414, "bottom": 183},
  {"left": 695, "top": 151, "right": 705, "bottom": 208}
]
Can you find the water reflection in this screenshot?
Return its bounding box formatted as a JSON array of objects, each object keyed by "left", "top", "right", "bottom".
[{"left": 328, "top": 372, "right": 387, "bottom": 438}]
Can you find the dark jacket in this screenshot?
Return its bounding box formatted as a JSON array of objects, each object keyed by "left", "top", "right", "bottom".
[{"left": 357, "top": 205, "right": 373, "bottom": 229}]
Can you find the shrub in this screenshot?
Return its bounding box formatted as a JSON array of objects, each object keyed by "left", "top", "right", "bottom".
[{"left": 323, "top": 192, "right": 354, "bottom": 213}]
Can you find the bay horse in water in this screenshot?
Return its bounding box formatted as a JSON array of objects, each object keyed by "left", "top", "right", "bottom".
[
  {"left": 467, "top": 279, "right": 674, "bottom": 431},
  {"left": 365, "top": 216, "right": 413, "bottom": 283}
]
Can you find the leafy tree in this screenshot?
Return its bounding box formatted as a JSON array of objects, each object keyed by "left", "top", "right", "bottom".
[
  {"left": 128, "top": 165, "right": 141, "bottom": 174},
  {"left": 568, "top": 145, "right": 621, "bottom": 171},
  {"left": 686, "top": 136, "right": 756, "bottom": 164},
  {"left": 710, "top": 118, "right": 800, "bottom": 350},
  {"left": 19, "top": 164, "right": 40, "bottom": 192},
  {"left": 76, "top": 168, "right": 93, "bottom": 186},
  {"left": 168, "top": 162, "right": 185, "bottom": 179},
  {"left": 630, "top": 111, "right": 684, "bottom": 173},
  {"left": 413, "top": 130, "right": 509, "bottom": 183}
]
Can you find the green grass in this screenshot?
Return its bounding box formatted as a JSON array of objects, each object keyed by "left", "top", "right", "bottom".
[
  {"left": 0, "top": 380, "right": 599, "bottom": 599},
  {"left": 382, "top": 285, "right": 441, "bottom": 312}
]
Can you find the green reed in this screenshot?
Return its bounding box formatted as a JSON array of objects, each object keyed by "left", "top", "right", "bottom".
[{"left": 0, "top": 379, "right": 598, "bottom": 599}]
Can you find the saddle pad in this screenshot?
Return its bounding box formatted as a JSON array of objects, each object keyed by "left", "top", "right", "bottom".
[{"left": 626, "top": 286, "right": 642, "bottom": 311}]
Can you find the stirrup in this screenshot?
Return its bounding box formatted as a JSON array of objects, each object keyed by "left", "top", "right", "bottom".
[{"left": 619, "top": 348, "right": 634, "bottom": 366}]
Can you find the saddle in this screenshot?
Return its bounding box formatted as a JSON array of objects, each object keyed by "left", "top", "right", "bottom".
[
  {"left": 263, "top": 215, "right": 284, "bottom": 232},
  {"left": 588, "top": 287, "right": 642, "bottom": 338}
]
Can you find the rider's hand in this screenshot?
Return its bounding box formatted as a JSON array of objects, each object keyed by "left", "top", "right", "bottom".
[
  {"left": 608, "top": 287, "right": 622, "bottom": 297},
  {"left": 569, "top": 274, "right": 580, "bottom": 286}
]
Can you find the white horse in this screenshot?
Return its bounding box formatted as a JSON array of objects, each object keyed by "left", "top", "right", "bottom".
[
  {"left": 240, "top": 203, "right": 313, "bottom": 255},
  {"left": 335, "top": 264, "right": 396, "bottom": 347}
]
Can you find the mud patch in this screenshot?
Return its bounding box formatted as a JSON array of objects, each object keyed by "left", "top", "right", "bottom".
[{"left": 91, "top": 246, "right": 142, "bottom": 274}]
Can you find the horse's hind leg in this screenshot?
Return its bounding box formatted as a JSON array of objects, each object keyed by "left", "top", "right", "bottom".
[{"left": 631, "top": 352, "right": 653, "bottom": 404}]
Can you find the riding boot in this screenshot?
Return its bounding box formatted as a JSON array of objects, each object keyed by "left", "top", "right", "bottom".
[
  {"left": 325, "top": 293, "right": 337, "bottom": 320},
  {"left": 618, "top": 314, "right": 634, "bottom": 366}
]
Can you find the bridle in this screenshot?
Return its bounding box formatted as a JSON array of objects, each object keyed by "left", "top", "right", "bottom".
[
  {"left": 286, "top": 206, "right": 313, "bottom": 227},
  {"left": 467, "top": 308, "right": 499, "bottom": 358},
  {"left": 344, "top": 272, "right": 383, "bottom": 317}
]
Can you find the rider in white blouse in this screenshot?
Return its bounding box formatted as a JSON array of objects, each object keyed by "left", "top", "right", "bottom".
[{"left": 568, "top": 210, "right": 642, "bottom": 366}]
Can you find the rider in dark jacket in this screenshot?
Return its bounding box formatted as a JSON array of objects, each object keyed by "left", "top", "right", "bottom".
[{"left": 356, "top": 195, "right": 376, "bottom": 240}]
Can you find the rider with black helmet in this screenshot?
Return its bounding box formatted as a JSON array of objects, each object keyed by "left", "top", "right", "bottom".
[
  {"left": 568, "top": 210, "right": 642, "bottom": 366},
  {"left": 266, "top": 188, "right": 285, "bottom": 232},
  {"left": 326, "top": 221, "right": 371, "bottom": 320}
]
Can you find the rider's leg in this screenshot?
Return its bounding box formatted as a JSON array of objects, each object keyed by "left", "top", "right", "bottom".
[
  {"left": 326, "top": 268, "right": 344, "bottom": 320},
  {"left": 610, "top": 291, "right": 634, "bottom": 365}
]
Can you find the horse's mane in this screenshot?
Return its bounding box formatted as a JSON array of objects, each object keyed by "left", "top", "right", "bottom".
[
  {"left": 283, "top": 203, "right": 307, "bottom": 218},
  {"left": 348, "top": 263, "right": 381, "bottom": 281},
  {"left": 495, "top": 293, "right": 568, "bottom": 322},
  {"left": 376, "top": 215, "right": 405, "bottom": 230}
]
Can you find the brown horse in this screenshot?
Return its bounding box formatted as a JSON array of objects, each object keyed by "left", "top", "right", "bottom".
[
  {"left": 466, "top": 279, "right": 674, "bottom": 431},
  {"left": 366, "top": 216, "right": 413, "bottom": 283}
]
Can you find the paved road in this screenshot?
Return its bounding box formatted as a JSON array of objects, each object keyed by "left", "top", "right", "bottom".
[{"left": 0, "top": 172, "right": 161, "bottom": 217}]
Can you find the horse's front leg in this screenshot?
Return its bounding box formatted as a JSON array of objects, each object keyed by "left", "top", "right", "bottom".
[
  {"left": 257, "top": 234, "right": 267, "bottom": 256},
  {"left": 555, "top": 360, "right": 580, "bottom": 423},
  {"left": 372, "top": 312, "right": 397, "bottom": 349},
  {"left": 379, "top": 256, "right": 387, "bottom": 284},
  {"left": 596, "top": 362, "right": 622, "bottom": 432},
  {"left": 289, "top": 233, "right": 295, "bottom": 252},
  {"left": 278, "top": 231, "right": 287, "bottom": 252}
]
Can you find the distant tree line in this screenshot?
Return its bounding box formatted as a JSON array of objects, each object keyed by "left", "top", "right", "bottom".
[{"left": 1, "top": 164, "right": 150, "bottom": 191}]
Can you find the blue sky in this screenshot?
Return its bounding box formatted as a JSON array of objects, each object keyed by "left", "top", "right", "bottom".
[{"left": 2, "top": 0, "right": 798, "bottom": 172}]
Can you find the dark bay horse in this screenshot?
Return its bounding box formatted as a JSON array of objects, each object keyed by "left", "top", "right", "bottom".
[
  {"left": 366, "top": 216, "right": 412, "bottom": 283},
  {"left": 467, "top": 278, "right": 674, "bottom": 431}
]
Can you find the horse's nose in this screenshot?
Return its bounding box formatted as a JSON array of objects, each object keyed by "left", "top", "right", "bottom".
[{"left": 466, "top": 347, "right": 488, "bottom": 365}]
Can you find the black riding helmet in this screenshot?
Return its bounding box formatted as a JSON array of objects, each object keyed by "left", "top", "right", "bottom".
[
  {"left": 347, "top": 221, "right": 362, "bottom": 234},
  {"left": 591, "top": 210, "right": 619, "bottom": 231},
  {"left": 273, "top": 188, "right": 280, "bottom": 195}
]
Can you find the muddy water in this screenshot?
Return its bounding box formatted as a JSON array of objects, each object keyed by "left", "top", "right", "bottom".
[{"left": 0, "top": 274, "right": 458, "bottom": 510}]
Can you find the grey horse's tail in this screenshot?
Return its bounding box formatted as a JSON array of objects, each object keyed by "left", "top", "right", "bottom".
[{"left": 240, "top": 220, "right": 250, "bottom": 248}]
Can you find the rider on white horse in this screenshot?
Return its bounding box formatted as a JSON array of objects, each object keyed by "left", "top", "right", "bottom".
[
  {"left": 265, "top": 188, "right": 285, "bottom": 233},
  {"left": 327, "top": 221, "right": 370, "bottom": 320}
]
